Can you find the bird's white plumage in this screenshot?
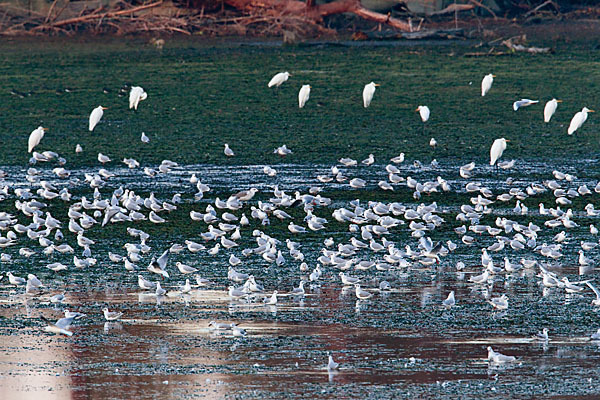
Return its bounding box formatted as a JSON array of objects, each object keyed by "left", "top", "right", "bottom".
[
  {"left": 544, "top": 98, "right": 560, "bottom": 122},
  {"left": 298, "top": 85, "right": 310, "bottom": 108},
  {"left": 129, "top": 86, "right": 147, "bottom": 110},
  {"left": 89, "top": 106, "right": 106, "bottom": 131},
  {"left": 481, "top": 74, "right": 494, "bottom": 96},
  {"left": 362, "top": 82, "right": 379, "bottom": 108},
  {"left": 490, "top": 138, "right": 508, "bottom": 166},
  {"left": 416, "top": 105, "right": 430, "bottom": 122},
  {"left": 513, "top": 99, "right": 539, "bottom": 111},
  {"left": 568, "top": 107, "right": 593, "bottom": 135},
  {"left": 268, "top": 72, "right": 290, "bottom": 88},
  {"left": 28, "top": 126, "right": 45, "bottom": 153}
]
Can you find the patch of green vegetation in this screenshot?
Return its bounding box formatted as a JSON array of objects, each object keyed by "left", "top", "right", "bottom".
[{"left": 1, "top": 38, "right": 600, "bottom": 167}]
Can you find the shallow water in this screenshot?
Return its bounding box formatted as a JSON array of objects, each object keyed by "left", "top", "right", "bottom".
[
  {"left": 1, "top": 159, "right": 600, "bottom": 399},
  {"left": 3, "top": 38, "right": 600, "bottom": 399}
]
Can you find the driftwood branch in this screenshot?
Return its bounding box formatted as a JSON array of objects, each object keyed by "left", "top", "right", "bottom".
[
  {"left": 431, "top": 3, "right": 474, "bottom": 16},
  {"left": 225, "top": 0, "right": 415, "bottom": 31},
  {"left": 502, "top": 39, "right": 551, "bottom": 53},
  {"left": 523, "top": 0, "right": 558, "bottom": 18},
  {"left": 44, "top": 0, "right": 58, "bottom": 23},
  {"left": 50, "top": 1, "right": 163, "bottom": 28},
  {"left": 469, "top": 0, "right": 497, "bottom": 19}
]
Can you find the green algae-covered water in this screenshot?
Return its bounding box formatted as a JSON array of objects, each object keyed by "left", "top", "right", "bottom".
[
  {"left": 2, "top": 37, "right": 600, "bottom": 399},
  {"left": 1, "top": 37, "right": 600, "bottom": 167}
]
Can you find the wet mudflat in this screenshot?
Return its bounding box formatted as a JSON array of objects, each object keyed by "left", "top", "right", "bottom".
[
  {"left": 2, "top": 38, "right": 600, "bottom": 399},
  {"left": 1, "top": 162, "right": 600, "bottom": 399}
]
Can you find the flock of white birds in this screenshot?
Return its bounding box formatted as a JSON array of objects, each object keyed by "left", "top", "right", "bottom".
[{"left": 5, "top": 70, "right": 600, "bottom": 371}]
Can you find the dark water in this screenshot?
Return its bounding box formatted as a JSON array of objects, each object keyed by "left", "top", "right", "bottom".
[{"left": 2, "top": 160, "right": 600, "bottom": 399}]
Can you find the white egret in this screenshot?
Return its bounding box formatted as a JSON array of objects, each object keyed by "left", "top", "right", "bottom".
[
  {"left": 298, "top": 85, "right": 311, "bottom": 108},
  {"left": 28, "top": 126, "right": 47, "bottom": 153},
  {"left": 362, "top": 82, "right": 380, "bottom": 108},
  {"left": 89, "top": 105, "right": 107, "bottom": 131},
  {"left": 513, "top": 99, "right": 539, "bottom": 111},
  {"left": 481, "top": 74, "right": 495, "bottom": 96},
  {"left": 268, "top": 72, "right": 290, "bottom": 88},
  {"left": 568, "top": 107, "right": 594, "bottom": 135},
  {"left": 544, "top": 98, "right": 562, "bottom": 122},
  {"left": 129, "top": 86, "right": 147, "bottom": 110},
  {"left": 416, "top": 105, "right": 430, "bottom": 122},
  {"left": 490, "top": 138, "right": 508, "bottom": 166}
]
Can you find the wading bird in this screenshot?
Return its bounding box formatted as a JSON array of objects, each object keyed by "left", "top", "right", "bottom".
[
  {"left": 89, "top": 106, "right": 107, "bottom": 131},
  {"left": 362, "top": 82, "right": 379, "bottom": 108}
]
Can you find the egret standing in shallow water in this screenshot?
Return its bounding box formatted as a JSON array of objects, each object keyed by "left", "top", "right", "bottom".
[
  {"left": 481, "top": 73, "right": 495, "bottom": 96},
  {"left": 568, "top": 107, "right": 594, "bottom": 135},
  {"left": 268, "top": 72, "right": 290, "bottom": 88},
  {"left": 416, "top": 105, "right": 430, "bottom": 122},
  {"left": 129, "top": 86, "right": 147, "bottom": 110},
  {"left": 490, "top": 138, "right": 508, "bottom": 168},
  {"left": 416, "top": 105, "right": 430, "bottom": 136},
  {"left": 89, "top": 105, "right": 107, "bottom": 131},
  {"left": 544, "top": 98, "right": 562, "bottom": 122},
  {"left": 28, "top": 126, "right": 47, "bottom": 153},
  {"left": 362, "top": 82, "right": 380, "bottom": 108},
  {"left": 298, "top": 85, "right": 311, "bottom": 108}
]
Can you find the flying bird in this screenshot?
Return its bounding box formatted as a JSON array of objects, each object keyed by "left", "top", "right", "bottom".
[
  {"left": 513, "top": 99, "right": 539, "bottom": 111},
  {"left": 42, "top": 315, "right": 75, "bottom": 336}
]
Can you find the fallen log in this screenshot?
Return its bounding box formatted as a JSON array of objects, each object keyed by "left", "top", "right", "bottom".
[{"left": 502, "top": 39, "right": 552, "bottom": 54}]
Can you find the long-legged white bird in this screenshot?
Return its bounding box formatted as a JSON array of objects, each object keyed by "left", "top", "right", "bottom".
[
  {"left": 268, "top": 72, "right": 290, "bottom": 88},
  {"left": 129, "top": 86, "right": 147, "bottom": 110},
  {"left": 28, "top": 126, "right": 47, "bottom": 153},
  {"left": 416, "top": 105, "right": 430, "bottom": 122},
  {"left": 481, "top": 73, "right": 495, "bottom": 96},
  {"left": 568, "top": 107, "right": 594, "bottom": 135},
  {"left": 544, "top": 98, "right": 562, "bottom": 122},
  {"left": 490, "top": 138, "right": 508, "bottom": 166},
  {"left": 362, "top": 82, "right": 379, "bottom": 108},
  {"left": 89, "top": 105, "right": 107, "bottom": 131},
  {"left": 298, "top": 85, "right": 310, "bottom": 108}
]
